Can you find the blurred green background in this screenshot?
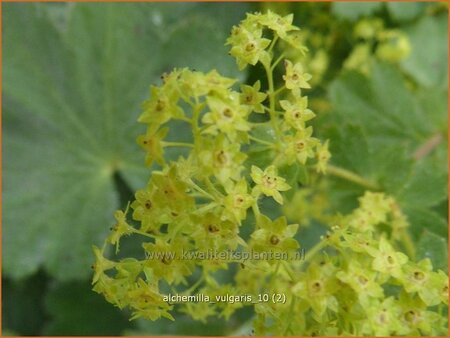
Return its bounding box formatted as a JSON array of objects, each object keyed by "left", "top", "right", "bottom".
[{"left": 2, "top": 2, "right": 448, "bottom": 335}]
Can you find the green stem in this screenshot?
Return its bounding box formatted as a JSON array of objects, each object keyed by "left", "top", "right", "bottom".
[
  {"left": 174, "top": 116, "right": 193, "bottom": 124},
  {"left": 263, "top": 62, "right": 282, "bottom": 140},
  {"left": 400, "top": 229, "right": 416, "bottom": 260},
  {"left": 283, "top": 296, "right": 296, "bottom": 335},
  {"left": 192, "top": 100, "right": 201, "bottom": 138},
  {"left": 188, "top": 180, "right": 216, "bottom": 201},
  {"left": 162, "top": 142, "right": 194, "bottom": 148},
  {"left": 303, "top": 240, "right": 327, "bottom": 265},
  {"left": 281, "top": 260, "right": 296, "bottom": 280},
  {"left": 249, "top": 135, "right": 275, "bottom": 147},
  {"left": 271, "top": 52, "right": 286, "bottom": 71},
  {"left": 273, "top": 85, "right": 286, "bottom": 98},
  {"left": 132, "top": 229, "right": 157, "bottom": 239},
  {"left": 252, "top": 200, "right": 261, "bottom": 222},
  {"left": 268, "top": 35, "right": 279, "bottom": 53},
  {"left": 182, "top": 274, "right": 205, "bottom": 295},
  {"left": 268, "top": 261, "right": 281, "bottom": 286},
  {"left": 195, "top": 202, "right": 219, "bottom": 214},
  {"left": 327, "top": 165, "right": 379, "bottom": 190},
  {"left": 204, "top": 178, "right": 224, "bottom": 198}
]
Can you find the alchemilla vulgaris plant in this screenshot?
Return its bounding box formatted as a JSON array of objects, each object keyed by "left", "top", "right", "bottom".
[{"left": 92, "top": 11, "right": 448, "bottom": 336}]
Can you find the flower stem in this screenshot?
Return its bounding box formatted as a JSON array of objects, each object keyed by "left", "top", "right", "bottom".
[
  {"left": 263, "top": 62, "right": 282, "bottom": 140},
  {"left": 249, "top": 135, "right": 275, "bottom": 147},
  {"left": 163, "top": 142, "right": 194, "bottom": 148},
  {"left": 283, "top": 296, "right": 296, "bottom": 335},
  {"left": 273, "top": 85, "right": 286, "bottom": 98},
  {"left": 188, "top": 180, "right": 216, "bottom": 201},
  {"left": 204, "top": 178, "right": 224, "bottom": 198},
  {"left": 327, "top": 165, "right": 379, "bottom": 190},
  {"left": 268, "top": 35, "right": 279, "bottom": 53},
  {"left": 400, "top": 228, "right": 416, "bottom": 260},
  {"left": 271, "top": 52, "right": 286, "bottom": 71},
  {"left": 192, "top": 100, "right": 201, "bottom": 139},
  {"left": 252, "top": 200, "right": 261, "bottom": 222}
]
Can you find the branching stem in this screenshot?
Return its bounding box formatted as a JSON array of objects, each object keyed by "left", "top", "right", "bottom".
[{"left": 327, "top": 165, "right": 379, "bottom": 190}]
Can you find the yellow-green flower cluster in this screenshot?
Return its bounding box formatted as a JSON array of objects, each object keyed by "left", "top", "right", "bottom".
[
  {"left": 91, "top": 11, "right": 447, "bottom": 336},
  {"left": 250, "top": 192, "right": 448, "bottom": 336},
  {"left": 92, "top": 10, "right": 330, "bottom": 323},
  {"left": 344, "top": 18, "right": 411, "bottom": 75}
]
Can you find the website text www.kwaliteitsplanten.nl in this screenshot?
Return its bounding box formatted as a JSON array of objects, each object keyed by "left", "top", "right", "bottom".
[{"left": 144, "top": 248, "right": 306, "bottom": 262}]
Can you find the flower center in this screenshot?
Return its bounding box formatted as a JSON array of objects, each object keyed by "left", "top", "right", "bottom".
[
  {"left": 216, "top": 150, "right": 228, "bottom": 165},
  {"left": 161, "top": 256, "right": 172, "bottom": 265},
  {"left": 311, "top": 281, "right": 322, "bottom": 293},
  {"left": 413, "top": 271, "right": 425, "bottom": 281},
  {"left": 295, "top": 141, "right": 305, "bottom": 151},
  {"left": 262, "top": 175, "right": 277, "bottom": 189},
  {"left": 245, "top": 42, "right": 256, "bottom": 52},
  {"left": 208, "top": 224, "right": 220, "bottom": 233},
  {"left": 358, "top": 275, "right": 368, "bottom": 285},
  {"left": 235, "top": 195, "right": 245, "bottom": 207},
  {"left": 404, "top": 310, "right": 417, "bottom": 322},
  {"left": 270, "top": 235, "right": 280, "bottom": 245},
  {"left": 222, "top": 108, "right": 234, "bottom": 118},
  {"left": 156, "top": 99, "right": 165, "bottom": 112},
  {"left": 386, "top": 255, "right": 395, "bottom": 265}
]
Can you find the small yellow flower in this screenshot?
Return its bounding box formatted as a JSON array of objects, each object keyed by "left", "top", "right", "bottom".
[
  {"left": 316, "top": 140, "right": 331, "bottom": 174},
  {"left": 284, "top": 126, "right": 319, "bottom": 165},
  {"left": 136, "top": 127, "right": 168, "bottom": 167},
  {"left": 283, "top": 60, "right": 312, "bottom": 90},
  {"left": 227, "top": 26, "right": 271, "bottom": 70},
  {"left": 251, "top": 165, "right": 291, "bottom": 204},
  {"left": 91, "top": 245, "right": 116, "bottom": 284},
  {"left": 222, "top": 179, "right": 254, "bottom": 224},
  {"left": 138, "top": 86, "right": 183, "bottom": 125},
  {"left": 258, "top": 10, "right": 299, "bottom": 39},
  {"left": 280, "top": 96, "right": 315, "bottom": 130},
  {"left": 250, "top": 215, "right": 299, "bottom": 254},
  {"left": 240, "top": 80, "right": 267, "bottom": 113},
  {"left": 107, "top": 206, "right": 135, "bottom": 253},
  {"left": 202, "top": 91, "right": 251, "bottom": 139}
]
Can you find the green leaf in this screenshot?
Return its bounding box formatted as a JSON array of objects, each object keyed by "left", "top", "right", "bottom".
[
  {"left": 330, "top": 63, "right": 435, "bottom": 146},
  {"left": 386, "top": 2, "right": 425, "bottom": 22},
  {"left": 3, "top": 3, "right": 248, "bottom": 280},
  {"left": 332, "top": 2, "right": 382, "bottom": 21},
  {"left": 162, "top": 13, "right": 244, "bottom": 80},
  {"left": 297, "top": 165, "right": 309, "bottom": 186},
  {"left": 416, "top": 88, "right": 448, "bottom": 133},
  {"left": 127, "top": 315, "right": 233, "bottom": 336},
  {"left": 397, "top": 161, "right": 447, "bottom": 209},
  {"left": 405, "top": 207, "right": 448, "bottom": 241},
  {"left": 43, "top": 281, "right": 133, "bottom": 335},
  {"left": 2, "top": 272, "right": 49, "bottom": 335},
  {"left": 326, "top": 124, "right": 373, "bottom": 177},
  {"left": 401, "top": 14, "right": 448, "bottom": 89},
  {"left": 328, "top": 63, "right": 447, "bottom": 177},
  {"left": 279, "top": 163, "right": 299, "bottom": 200},
  {"left": 327, "top": 64, "right": 447, "bottom": 223},
  {"left": 417, "top": 230, "right": 448, "bottom": 271},
  {"left": 374, "top": 145, "right": 414, "bottom": 195}
]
